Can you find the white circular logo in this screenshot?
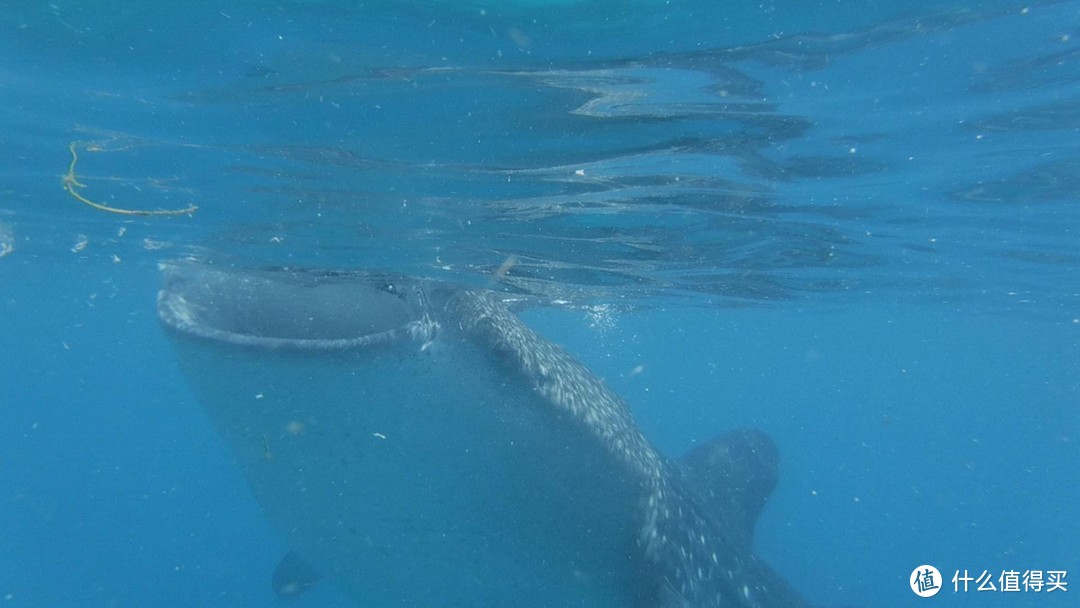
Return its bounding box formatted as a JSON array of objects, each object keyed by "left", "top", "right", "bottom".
[{"left": 910, "top": 565, "right": 942, "bottom": 597}]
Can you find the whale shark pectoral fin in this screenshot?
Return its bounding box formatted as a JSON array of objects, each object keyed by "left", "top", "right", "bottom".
[
  {"left": 678, "top": 428, "right": 779, "bottom": 546},
  {"left": 272, "top": 550, "right": 320, "bottom": 599}
]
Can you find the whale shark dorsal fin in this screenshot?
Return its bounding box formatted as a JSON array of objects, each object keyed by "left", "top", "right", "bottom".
[{"left": 678, "top": 428, "right": 779, "bottom": 547}]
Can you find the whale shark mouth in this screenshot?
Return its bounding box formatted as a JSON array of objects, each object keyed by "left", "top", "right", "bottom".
[
  {"left": 158, "top": 259, "right": 811, "bottom": 608},
  {"left": 157, "top": 261, "right": 433, "bottom": 350}
]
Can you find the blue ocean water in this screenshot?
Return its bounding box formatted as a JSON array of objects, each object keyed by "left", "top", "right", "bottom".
[{"left": 1, "top": 1, "right": 1077, "bottom": 607}]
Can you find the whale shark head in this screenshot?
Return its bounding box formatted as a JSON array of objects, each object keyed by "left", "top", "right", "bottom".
[{"left": 158, "top": 259, "right": 811, "bottom": 608}]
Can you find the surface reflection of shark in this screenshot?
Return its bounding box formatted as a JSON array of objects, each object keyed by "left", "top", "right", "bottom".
[{"left": 158, "top": 260, "right": 814, "bottom": 608}]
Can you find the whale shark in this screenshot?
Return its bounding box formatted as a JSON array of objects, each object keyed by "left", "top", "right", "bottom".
[{"left": 158, "top": 259, "right": 812, "bottom": 608}]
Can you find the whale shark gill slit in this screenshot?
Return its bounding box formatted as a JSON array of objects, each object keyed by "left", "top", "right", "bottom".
[{"left": 157, "top": 260, "right": 813, "bottom": 608}]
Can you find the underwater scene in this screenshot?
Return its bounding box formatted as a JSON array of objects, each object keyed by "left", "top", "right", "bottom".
[{"left": 1, "top": 1, "right": 1077, "bottom": 607}]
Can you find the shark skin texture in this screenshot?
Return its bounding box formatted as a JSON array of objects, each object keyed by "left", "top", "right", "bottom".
[{"left": 158, "top": 260, "right": 812, "bottom": 608}]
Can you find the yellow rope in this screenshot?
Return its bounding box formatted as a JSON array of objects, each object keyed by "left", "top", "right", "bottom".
[{"left": 62, "top": 141, "right": 198, "bottom": 216}]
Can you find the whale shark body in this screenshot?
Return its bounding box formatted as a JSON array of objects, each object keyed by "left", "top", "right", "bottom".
[{"left": 158, "top": 260, "right": 811, "bottom": 608}]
